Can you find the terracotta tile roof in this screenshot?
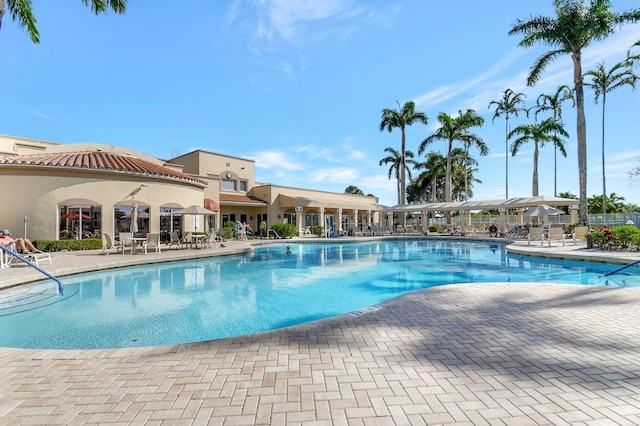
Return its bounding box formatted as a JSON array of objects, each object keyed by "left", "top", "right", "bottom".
[
  {"left": 219, "top": 193, "right": 267, "bottom": 204},
  {"left": 0, "top": 152, "right": 207, "bottom": 185}
]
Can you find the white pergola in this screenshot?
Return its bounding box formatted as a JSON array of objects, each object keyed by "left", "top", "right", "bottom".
[{"left": 384, "top": 196, "right": 581, "bottom": 234}]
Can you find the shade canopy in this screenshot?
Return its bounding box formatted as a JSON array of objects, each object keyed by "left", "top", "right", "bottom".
[{"left": 388, "top": 196, "right": 579, "bottom": 213}]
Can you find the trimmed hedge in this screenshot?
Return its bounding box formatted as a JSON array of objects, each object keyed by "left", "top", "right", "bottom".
[{"left": 33, "top": 238, "right": 104, "bottom": 252}]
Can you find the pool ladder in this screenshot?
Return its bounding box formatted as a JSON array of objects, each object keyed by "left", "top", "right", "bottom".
[{"left": 268, "top": 229, "right": 283, "bottom": 240}]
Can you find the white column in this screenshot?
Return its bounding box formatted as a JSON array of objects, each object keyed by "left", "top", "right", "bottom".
[
  {"left": 499, "top": 208, "right": 506, "bottom": 236},
  {"left": 353, "top": 209, "right": 359, "bottom": 233},
  {"left": 295, "top": 206, "right": 303, "bottom": 236},
  {"left": 319, "top": 207, "right": 325, "bottom": 237},
  {"left": 337, "top": 208, "right": 343, "bottom": 233}
]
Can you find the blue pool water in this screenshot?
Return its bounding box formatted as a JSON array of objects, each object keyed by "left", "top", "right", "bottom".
[{"left": 0, "top": 240, "right": 637, "bottom": 350}]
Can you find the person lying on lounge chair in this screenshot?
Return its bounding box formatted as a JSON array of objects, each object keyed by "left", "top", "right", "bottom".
[{"left": 0, "top": 229, "right": 43, "bottom": 253}]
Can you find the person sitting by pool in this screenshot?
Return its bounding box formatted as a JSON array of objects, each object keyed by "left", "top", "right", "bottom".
[
  {"left": 489, "top": 224, "right": 498, "bottom": 237},
  {"left": 0, "top": 229, "right": 43, "bottom": 253}
]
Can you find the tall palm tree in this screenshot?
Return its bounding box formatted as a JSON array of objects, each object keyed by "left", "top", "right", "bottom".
[
  {"left": 509, "top": 117, "right": 569, "bottom": 196},
  {"left": 379, "top": 147, "right": 419, "bottom": 205},
  {"left": 0, "top": 0, "right": 127, "bottom": 43},
  {"left": 451, "top": 147, "right": 481, "bottom": 202},
  {"left": 584, "top": 61, "right": 637, "bottom": 224},
  {"left": 509, "top": 0, "right": 640, "bottom": 225},
  {"left": 536, "top": 85, "right": 575, "bottom": 196},
  {"left": 419, "top": 110, "right": 486, "bottom": 213},
  {"left": 409, "top": 151, "right": 447, "bottom": 204},
  {"left": 458, "top": 111, "right": 488, "bottom": 201},
  {"left": 488, "top": 88, "right": 527, "bottom": 199},
  {"left": 379, "top": 101, "right": 428, "bottom": 205},
  {"left": 588, "top": 192, "right": 627, "bottom": 214}
]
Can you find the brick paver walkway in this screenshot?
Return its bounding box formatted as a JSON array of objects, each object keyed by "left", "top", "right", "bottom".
[
  {"left": 2, "top": 238, "right": 640, "bottom": 424},
  {"left": 1, "top": 281, "right": 639, "bottom": 425}
]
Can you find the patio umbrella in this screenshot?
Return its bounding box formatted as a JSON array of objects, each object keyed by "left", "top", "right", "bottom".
[
  {"left": 524, "top": 204, "right": 563, "bottom": 225},
  {"left": 172, "top": 205, "right": 218, "bottom": 215},
  {"left": 523, "top": 204, "right": 563, "bottom": 218},
  {"left": 172, "top": 205, "right": 218, "bottom": 231},
  {"left": 61, "top": 213, "right": 91, "bottom": 219},
  {"left": 130, "top": 203, "right": 139, "bottom": 234}
]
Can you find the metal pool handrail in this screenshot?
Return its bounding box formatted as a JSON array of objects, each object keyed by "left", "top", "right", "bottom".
[
  {"left": 0, "top": 245, "right": 64, "bottom": 295},
  {"left": 603, "top": 259, "right": 640, "bottom": 277}
]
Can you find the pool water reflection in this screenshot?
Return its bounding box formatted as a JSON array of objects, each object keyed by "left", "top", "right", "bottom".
[{"left": 0, "top": 240, "right": 635, "bottom": 350}]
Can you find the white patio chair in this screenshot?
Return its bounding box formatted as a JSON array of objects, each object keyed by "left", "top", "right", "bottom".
[
  {"left": 118, "top": 232, "right": 135, "bottom": 254},
  {"left": 144, "top": 233, "right": 161, "bottom": 254}
]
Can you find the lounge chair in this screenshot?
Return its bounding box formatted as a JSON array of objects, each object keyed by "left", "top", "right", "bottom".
[
  {"left": 304, "top": 226, "right": 312, "bottom": 236},
  {"left": 181, "top": 232, "right": 193, "bottom": 249},
  {"left": 22, "top": 251, "right": 52, "bottom": 266},
  {"left": 168, "top": 231, "right": 182, "bottom": 249},
  {"left": 102, "top": 233, "right": 125, "bottom": 255},
  {"left": 2, "top": 243, "right": 52, "bottom": 267},
  {"left": 144, "top": 233, "right": 161, "bottom": 253}
]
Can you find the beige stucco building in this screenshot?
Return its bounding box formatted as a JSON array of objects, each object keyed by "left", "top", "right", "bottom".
[{"left": 0, "top": 134, "right": 383, "bottom": 241}]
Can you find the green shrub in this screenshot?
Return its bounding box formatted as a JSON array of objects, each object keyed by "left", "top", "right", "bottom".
[
  {"left": 271, "top": 223, "right": 297, "bottom": 238},
  {"left": 428, "top": 224, "right": 442, "bottom": 233},
  {"left": 33, "top": 238, "right": 103, "bottom": 252},
  {"left": 592, "top": 225, "right": 640, "bottom": 251},
  {"left": 312, "top": 225, "right": 324, "bottom": 236}
]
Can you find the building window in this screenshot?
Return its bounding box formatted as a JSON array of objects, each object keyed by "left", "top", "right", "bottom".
[
  {"left": 221, "top": 179, "right": 236, "bottom": 191},
  {"left": 305, "top": 213, "right": 319, "bottom": 227},
  {"left": 240, "top": 180, "right": 247, "bottom": 192},
  {"left": 284, "top": 213, "right": 296, "bottom": 225}
]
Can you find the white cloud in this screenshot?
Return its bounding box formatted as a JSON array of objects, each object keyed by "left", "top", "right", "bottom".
[
  {"left": 308, "top": 167, "right": 357, "bottom": 183},
  {"left": 414, "top": 27, "right": 639, "bottom": 118},
  {"left": 253, "top": 150, "right": 305, "bottom": 170},
  {"left": 295, "top": 144, "right": 336, "bottom": 161}
]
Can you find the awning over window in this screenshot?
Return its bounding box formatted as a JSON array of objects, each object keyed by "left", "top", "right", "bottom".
[{"left": 204, "top": 198, "right": 220, "bottom": 212}]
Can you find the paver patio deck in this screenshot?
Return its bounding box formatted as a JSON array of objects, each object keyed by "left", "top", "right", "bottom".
[{"left": 1, "top": 237, "right": 639, "bottom": 425}]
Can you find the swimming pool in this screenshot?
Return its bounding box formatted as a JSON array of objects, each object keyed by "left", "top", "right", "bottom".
[{"left": 0, "top": 240, "right": 636, "bottom": 350}]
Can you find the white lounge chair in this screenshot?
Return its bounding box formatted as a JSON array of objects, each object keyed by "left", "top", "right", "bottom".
[
  {"left": 168, "top": 231, "right": 182, "bottom": 249},
  {"left": 102, "top": 233, "right": 125, "bottom": 255},
  {"left": 22, "top": 252, "right": 52, "bottom": 266}
]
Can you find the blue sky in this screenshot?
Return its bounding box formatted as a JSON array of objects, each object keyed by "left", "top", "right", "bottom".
[{"left": 2, "top": 1, "right": 639, "bottom": 207}]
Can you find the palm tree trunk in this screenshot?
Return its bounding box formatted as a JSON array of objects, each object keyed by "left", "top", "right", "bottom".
[
  {"left": 431, "top": 180, "right": 437, "bottom": 203},
  {"left": 533, "top": 139, "right": 539, "bottom": 196},
  {"left": 601, "top": 93, "right": 607, "bottom": 225},
  {"left": 505, "top": 116, "right": 509, "bottom": 199},
  {"left": 400, "top": 127, "right": 406, "bottom": 205},
  {"left": 553, "top": 111, "right": 558, "bottom": 197},
  {"left": 572, "top": 52, "right": 588, "bottom": 225},
  {"left": 445, "top": 139, "right": 453, "bottom": 224}
]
